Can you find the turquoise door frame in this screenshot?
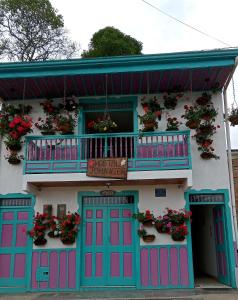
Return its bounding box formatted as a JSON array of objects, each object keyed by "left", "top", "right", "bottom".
[
  {"left": 78, "top": 97, "right": 138, "bottom": 135},
  {"left": 185, "top": 189, "right": 236, "bottom": 288},
  {"left": 0, "top": 194, "right": 35, "bottom": 293},
  {"left": 77, "top": 191, "right": 139, "bottom": 290}
]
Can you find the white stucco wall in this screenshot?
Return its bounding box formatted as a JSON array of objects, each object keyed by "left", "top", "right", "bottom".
[
  {"left": 32, "top": 184, "right": 187, "bottom": 249},
  {"left": 0, "top": 92, "right": 231, "bottom": 194}
]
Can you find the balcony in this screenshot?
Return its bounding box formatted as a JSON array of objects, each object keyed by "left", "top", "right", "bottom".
[{"left": 24, "top": 130, "right": 191, "bottom": 174}]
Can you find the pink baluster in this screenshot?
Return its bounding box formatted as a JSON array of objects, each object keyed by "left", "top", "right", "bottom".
[
  {"left": 115, "top": 137, "right": 118, "bottom": 157},
  {"left": 65, "top": 139, "right": 67, "bottom": 160},
  {"left": 100, "top": 138, "right": 103, "bottom": 158},
  {"left": 90, "top": 137, "right": 92, "bottom": 159},
  {"left": 40, "top": 140, "right": 42, "bottom": 160},
  {"left": 95, "top": 138, "right": 98, "bottom": 159},
  {"left": 110, "top": 137, "right": 113, "bottom": 157},
  {"left": 130, "top": 137, "right": 133, "bottom": 158},
  {"left": 120, "top": 137, "right": 122, "bottom": 157}
]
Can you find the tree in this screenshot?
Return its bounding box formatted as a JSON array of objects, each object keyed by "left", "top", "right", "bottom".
[
  {"left": 0, "top": 0, "right": 80, "bottom": 61},
  {"left": 82, "top": 26, "right": 143, "bottom": 58}
]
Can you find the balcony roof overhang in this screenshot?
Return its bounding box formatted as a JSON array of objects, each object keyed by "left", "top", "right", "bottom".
[{"left": 1, "top": 48, "right": 238, "bottom": 100}]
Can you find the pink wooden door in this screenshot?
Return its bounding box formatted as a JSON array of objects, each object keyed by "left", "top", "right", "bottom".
[
  {"left": 0, "top": 208, "right": 31, "bottom": 290},
  {"left": 81, "top": 196, "right": 135, "bottom": 287}
]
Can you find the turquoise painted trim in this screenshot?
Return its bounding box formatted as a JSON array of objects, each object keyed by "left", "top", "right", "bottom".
[
  {"left": 0, "top": 48, "right": 237, "bottom": 79},
  {"left": 0, "top": 193, "right": 35, "bottom": 293},
  {"left": 185, "top": 188, "right": 237, "bottom": 288},
  {"left": 184, "top": 192, "right": 195, "bottom": 288}
]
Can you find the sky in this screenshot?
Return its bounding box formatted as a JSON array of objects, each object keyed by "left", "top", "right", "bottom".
[{"left": 50, "top": 0, "right": 238, "bottom": 148}]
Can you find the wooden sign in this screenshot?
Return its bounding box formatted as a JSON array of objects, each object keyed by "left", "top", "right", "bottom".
[{"left": 87, "top": 157, "right": 127, "bottom": 179}]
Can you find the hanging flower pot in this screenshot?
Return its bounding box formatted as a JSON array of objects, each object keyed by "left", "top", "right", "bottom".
[
  {"left": 228, "top": 114, "right": 238, "bottom": 126},
  {"left": 198, "top": 123, "right": 215, "bottom": 135},
  {"left": 154, "top": 221, "right": 170, "bottom": 234},
  {"left": 143, "top": 120, "right": 157, "bottom": 132},
  {"left": 142, "top": 218, "right": 154, "bottom": 227},
  {"left": 200, "top": 151, "right": 217, "bottom": 160},
  {"left": 142, "top": 234, "right": 155, "bottom": 243},
  {"left": 171, "top": 234, "right": 185, "bottom": 242},
  {"left": 55, "top": 115, "right": 75, "bottom": 135},
  {"left": 34, "top": 236, "right": 47, "bottom": 246},
  {"left": 164, "top": 97, "right": 177, "bottom": 110},
  {"left": 185, "top": 119, "right": 200, "bottom": 129},
  {"left": 196, "top": 92, "right": 211, "bottom": 106},
  {"left": 5, "top": 140, "right": 22, "bottom": 151},
  {"left": 6, "top": 153, "right": 23, "bottom": 165},
  {"left": 60, "top": 237, "right": 75, "bottom": 245}
]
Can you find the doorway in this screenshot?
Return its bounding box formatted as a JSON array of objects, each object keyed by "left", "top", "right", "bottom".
[
  {"left": 80, "top": 195, "right": 136, "bottom": 287},
  {"left": 191, "top": 204, "right": 231, "bottom": 287}
]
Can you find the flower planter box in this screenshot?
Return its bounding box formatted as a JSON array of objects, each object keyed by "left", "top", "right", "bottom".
[
  {"left": 200, "top": 152, "right": 216, "bottom": 159},
  {"left": 143, "top": 121, "right": 156, "bottom": 132}
]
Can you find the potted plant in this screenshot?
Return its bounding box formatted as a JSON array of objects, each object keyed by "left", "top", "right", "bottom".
[
  {"left": 58, "top": 97, "right": 79, "bottom": 113},
  {"left": 28, "top": 212, "right": 49, "bottom": 246},
  {"left": 163, "top": 92, "right": 183, "bottom": 110},
  {"left": 55, "top": 114, "right": 76, "bottom": 134},
  {"left": 200, "top": 105, "right": 218, "bottom": 121},
  {"left": 5, "top": 153, "right": 24, "bottom": 165},
  {"left": 166, "top": 117, "right": 181, "bottom": 131},
  {"left": 137, "top": 228, "right": 155, "bottom": 243},
  {"left": 141, "top": 96, "right": 163, "bottom": 119},
  {"left": 228, "top": 106, "right": 238, "bottom": 126},
  {"left": 138, "top": 111, "right": 158, "bottom": 132},
  {"left": 90, "top": 115, "right": 117, "bottom": 133},
  {"left": 198, "top": 145, "right": 219, "bottom": 160},
  {"left": 35, "top": 116, "right": 56, "bottom": 135},
  {"left": 4, "top": 136, "right": 22, "bottom": 151},
  {"left": 197, "top": 122, "right": 216, "bottom": 135},
  {"left": 165, "top": 208, "right": 192, "bottom": 226},
  {"left": 154, "top": 216, "right": 171, "bottom": 234},
  {"left": 170, "top": 225, "right": 188, "bottom": 242},
  {"left": 40, "top": 99, "right": 60, "bottom": 115},
  {"left": 59, "top": 212, "right": 81, "bottom": 245},
  {"left": 182, "top": 105, "right": 201, "bottom": 129},
  {"left": 196, "top": 92, "right": 212, "bottom": 106},
  {"left": 133, "top": 210, "right": 155, "bottom": 227}
]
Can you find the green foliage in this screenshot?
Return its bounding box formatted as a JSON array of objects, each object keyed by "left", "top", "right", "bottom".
[
  {"left": 82, "top": 26, "right": 142, "bottom": 58},
  {"left": 0, "top": 0, "right": 80, "bottom": 61}
]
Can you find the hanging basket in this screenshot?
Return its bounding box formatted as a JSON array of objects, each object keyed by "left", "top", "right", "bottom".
[
  {"left": 7, "top": 155, "right": 21, "bottom": 165},
  {"left": 171, "top": 234, "right": 185, "bottom": 242},
  {"left": 142, "top": 218, "right": 154, "bottom": 227},
  {"left": 196, "top": 94, "right": 211, "bottom": 106},
  {"left": 198, "top": 124, "right": 214, "bottom": 135},
  {"left": 185, "top": 120, "right": 200, "bottom": 129},
  {"left": 60, "top": 237, "right": 75, "bottom": 245},
  {"left": 142, "top": 235, "right": 155, "bottom": 243},
  {"left": 164, "top": 97, "right": 177, "bottom": 110},
  {"left": 143, "top": 121, "right": 156, "bottom": 132},
  {"left": 200, "top": 152, "right": 215, "bottom": 160},
  {"left": 154, "top": 222, "right": 170, "bottom": 234},
  {"left": 5, "top": 143, "right": 22, "bottom": 152},
  {"left": 228, "top": 115, "right": 238, "bottom": 126},
  {"left": 34, "top": 236, "right": 47, "bottom": 246}
]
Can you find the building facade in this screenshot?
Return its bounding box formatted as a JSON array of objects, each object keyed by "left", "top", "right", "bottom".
[{"left": 0, "top": 49, "right": 238, "bottom": 292}]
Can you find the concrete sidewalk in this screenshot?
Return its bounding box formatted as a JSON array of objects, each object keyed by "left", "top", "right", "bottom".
[{"left": 1, "top": 289, "right": 238, "bottom": 300}]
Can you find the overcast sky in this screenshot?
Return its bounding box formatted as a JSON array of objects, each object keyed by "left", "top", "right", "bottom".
[{"left": 51, "top": 0, "right": 238, "bottom": 148}]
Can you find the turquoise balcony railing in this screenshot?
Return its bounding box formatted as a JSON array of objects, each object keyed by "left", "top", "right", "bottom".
[{"left": 24, "top": 131, "right": 191, "bottom": 174}]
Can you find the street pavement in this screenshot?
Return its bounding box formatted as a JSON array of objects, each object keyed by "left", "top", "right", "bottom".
[{"left": 1, "top": 289, "right": 238, "bottom": 300}]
